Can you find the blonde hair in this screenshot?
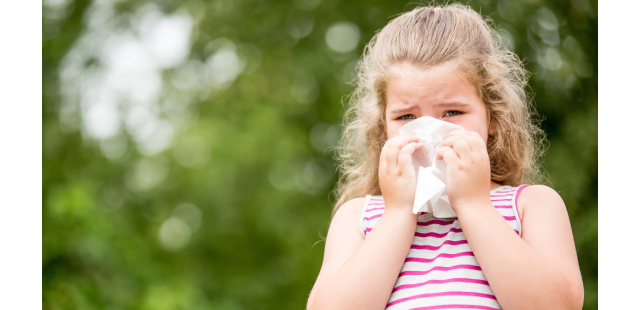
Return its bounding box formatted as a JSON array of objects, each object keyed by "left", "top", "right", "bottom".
[{"left": 333, "top": 4, "right": 545, "bottom": 216}]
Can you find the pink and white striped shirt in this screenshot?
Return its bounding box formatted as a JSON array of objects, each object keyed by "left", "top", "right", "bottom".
[{"left": 359, "top": 185, "right": 529, "bottom": 310}]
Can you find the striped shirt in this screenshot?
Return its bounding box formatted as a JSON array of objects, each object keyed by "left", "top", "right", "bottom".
[{"left": 359, "top": 185, "right": 529, "bottom": 310}]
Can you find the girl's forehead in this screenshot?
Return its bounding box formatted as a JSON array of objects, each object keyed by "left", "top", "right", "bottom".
[
  {"left": 386, "top": 65, "right": 477, "bottom": 106},
  {"left": 388, "top": 62, "right": 459, "bottom": 81}
]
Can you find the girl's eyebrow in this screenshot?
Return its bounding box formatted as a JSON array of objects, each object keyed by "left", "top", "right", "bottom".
[
  {"left": 389, "top": 102, "right": 470, "bottom": 115},
  {"left": 434, "top": 102, "right": 471, "bottom": 109},
  {"left": 389, "top": 106, "right": 417, "bottom": 115}
]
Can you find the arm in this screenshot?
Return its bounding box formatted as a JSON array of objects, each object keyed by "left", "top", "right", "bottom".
[
  {"left": 438, "top": 130, "right": 584, "bottom": 310},
  {"left": 307, "top": 136, "right": 423, "bottom": 310},
  {"left": 456, "top": 186, "right": 584, "bottom": 310},
  {"left": 306, "top": 199, "right": 418, "bottom": 310}
]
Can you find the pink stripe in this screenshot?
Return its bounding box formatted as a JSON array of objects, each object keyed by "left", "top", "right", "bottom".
[
  {"left": 415, "top": 227, "right": 463, "bottom": 238},
  {"left": 493, "top": 205, "right": 511, "bottom": 209},
  {"left": 399, "top": 264, "right": 481, "bottom": 277},
  {"left": 366, "top": 207, "right": 385, "bottom": 212},
  {"left": 364, "top": 214, "right": 382, "bottom": 221},
  {"left": 373, "top": 225, "right": 477, "bottom": 236},
  {"left": 410, "top": 305, "right": 500, "bottom": 310},
  {"left": 387, "top": 291, "right": 496, "bottom": 307},
  {"left": 393, "top": 277, "right": 489, "bottom": 292},
  {"left": 405, "top": 251, "right": 474, "bottom": 263},
  {"left": 418, "top": 219, "right": 456, "bottom": 226},
  {"left": 514, "top": 229, "right": 520, "bottom": 234},
  {"left": 503, "top": 216, "right": 516, "bottom": 221},
  {"left": 514, "top": 184, "right": 529, "bottom": 235},
  {"left": 368, "top": 202, "right": 385, "bottom": 205},
  {"left": 411, "top": 239, "right": 468, "bottom": 250},
  {"left": 490, "top": 199, "right": 511, "bottom": 202},
  {"left": 494, "top": 190, "right": 516, "bottom": 193},
  {"left": 490, "top": 194, "right": 513, "bottom": 197}
]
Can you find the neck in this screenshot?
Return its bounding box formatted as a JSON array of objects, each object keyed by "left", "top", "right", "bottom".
[{"left": 490, "top": 181, "right": 503, "bottom": 191}]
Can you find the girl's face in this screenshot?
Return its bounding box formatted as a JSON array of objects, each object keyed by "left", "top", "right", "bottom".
[{"left": 385, "top": 63, "right": 490, "bottom": 143}]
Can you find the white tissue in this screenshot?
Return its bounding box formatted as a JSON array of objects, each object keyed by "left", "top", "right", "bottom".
[{"left": 398, "top": 117, "right": 463, "bottom": 217}]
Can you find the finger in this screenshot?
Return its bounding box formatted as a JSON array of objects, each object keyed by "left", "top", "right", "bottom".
[
  {"left": 386, "top": 135, "right": 419, "bottom": 150},
  {"left": 437, "top": 144, "right": 460, "bottom": 160},
  {"left": 443, "top": 135, "right": 472, "bottom": 160},
  {"left": 385, "top": 135, "right": 419, "bottom": 170},
  {"left": 460, "top": 131, "right": 487, "bottom": 154},
  {"left": 445, "top": 129, "right": 468, "bottom": 149},
  {"left": 446, "top": 129, "right": 466, "bottom": 138},
  {"left": 398, "top": 142, "right": 422, "bottom": 173},
  {"left": 447, "top": 130, "right": 487, "bottom": 153},
  {"left": 399, "top": 142, "right": 421, "bottom": 157},
  {"left": 384, "top": 142, "right": 398, "bottom": 171},
  {"left": 436, "top": 144, "right": 444, "bottom": 160},
  {"left": 438, "top": 146, "right": 460, "bottom": 167}
]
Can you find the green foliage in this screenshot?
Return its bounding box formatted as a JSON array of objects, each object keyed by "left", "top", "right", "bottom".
[{"left": 43, "top": 0, "right": 597, "bottom": 309}]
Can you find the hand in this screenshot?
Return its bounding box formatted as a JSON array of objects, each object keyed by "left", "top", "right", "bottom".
[
  {"left": 436, "top": 129, "right": 491, "bottom": 213},
  {"left": 378, "top": 135, "right": 422, "bottom": 215}
]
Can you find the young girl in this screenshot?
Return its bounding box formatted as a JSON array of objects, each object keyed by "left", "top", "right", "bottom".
[{"left": 306, "top": 4, "right": 583, "bottom": 310}]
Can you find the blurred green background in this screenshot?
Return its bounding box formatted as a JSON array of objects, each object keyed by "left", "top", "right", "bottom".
[{"left": 42, "top": 0, "right": 597, "bottom": 309}]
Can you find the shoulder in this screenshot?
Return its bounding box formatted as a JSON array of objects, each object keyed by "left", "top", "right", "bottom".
[
  {"left": 332, "top": 197, "right": 367, "bottom": 226},
  {"left": 323, "top": 198, "right": 367, "bottom": 262},
  {"left": 327, "top": 197, "right": 368, "bottom": 243},
  {"left": 517, "top": 185, "right": 567, "bottom": 219},
  {"left": 518, "top": 185, "right": 564, "bottom": 206}
]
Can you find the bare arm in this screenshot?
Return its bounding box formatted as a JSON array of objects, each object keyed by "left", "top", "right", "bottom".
[
  {"left": 307, "top": 199, "right": 418, "bottom": 310},
  {"left": 307, "top": 135, "right": 423, "bottom": 310},
  {"left": 456, "top": 185, "right": 583, "bottom": 309},
  {"left": 438, "top": 130, "right": 584, "bottom": 309}
]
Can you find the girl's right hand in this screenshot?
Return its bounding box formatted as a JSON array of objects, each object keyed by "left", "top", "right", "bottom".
[{"left": 378, "top": 135, "right": 422, "bottom": 214}]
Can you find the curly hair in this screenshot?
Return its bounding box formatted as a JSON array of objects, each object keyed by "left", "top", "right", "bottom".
[{"left": 332, "top": 4, "right": 546, "bottom": 216}]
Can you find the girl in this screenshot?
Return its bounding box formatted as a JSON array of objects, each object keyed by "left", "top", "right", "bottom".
[{"left": 307, "top": 4, "right": 583, "bottom": 310}]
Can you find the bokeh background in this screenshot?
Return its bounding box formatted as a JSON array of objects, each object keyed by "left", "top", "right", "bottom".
[{"left": 42, "top": 0, "right": 597, "bottom": 309}]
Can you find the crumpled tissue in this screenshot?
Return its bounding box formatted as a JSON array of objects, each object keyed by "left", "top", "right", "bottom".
[{"left": 398, "top": 116, "right": 463, "bottom": 217}]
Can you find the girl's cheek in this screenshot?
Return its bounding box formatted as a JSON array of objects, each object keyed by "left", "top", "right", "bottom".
[{"left": 387, "top": 124, "right": 401, "bottom": 139}]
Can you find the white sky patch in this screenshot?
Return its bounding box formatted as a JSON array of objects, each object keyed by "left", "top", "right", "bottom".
[
  {"left": 140, "top": 11, "right": 193, "bottom": 69},
  {"left": 58, "top": 1, "right": 193, "bottom": 156}
]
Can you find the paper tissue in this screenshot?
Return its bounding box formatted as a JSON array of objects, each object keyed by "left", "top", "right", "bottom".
[{"left": 398, "top": 116, "right": 463, "bottom": 217}]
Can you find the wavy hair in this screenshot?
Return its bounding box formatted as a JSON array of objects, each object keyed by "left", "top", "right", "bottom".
[{"left": 332, "top": 4, "right": 546, "bottom": 216}]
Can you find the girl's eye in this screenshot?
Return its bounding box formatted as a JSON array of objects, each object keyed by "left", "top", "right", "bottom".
[
  {"left": 399, "top": 114, "right": 416, "bottom": 120},
  {"left": 444, "top": 110, "right": 462, "bottom": 117}
]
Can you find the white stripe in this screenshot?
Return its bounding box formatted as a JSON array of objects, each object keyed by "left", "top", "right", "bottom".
[
  {"left": 361, "top": 194, "right": 509, "bottom": 310},
  {"left": 510, "top": 185, "right": 525, "bottom": 237},
  {"left": 359, "top": 195, "right": 372, "bottom": 238},
  {"left": 386, "top": 291, "right": 500, "bottom": 309}
]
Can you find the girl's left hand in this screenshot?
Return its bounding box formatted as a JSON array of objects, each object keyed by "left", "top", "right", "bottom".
[{"left": 436, "top": 129, "right": 491, "bottom": 213}]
